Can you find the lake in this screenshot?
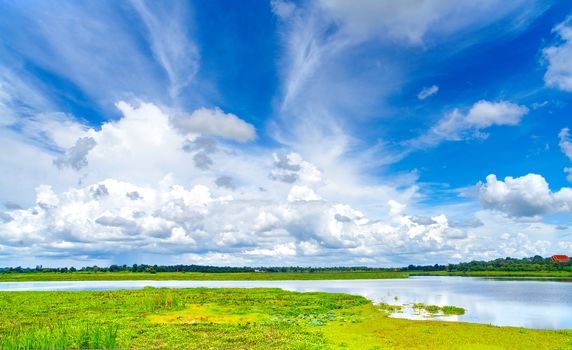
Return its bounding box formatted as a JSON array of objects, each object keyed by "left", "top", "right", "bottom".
[{"left": 1, "top": 276, "right": 571, "bottom": 330}]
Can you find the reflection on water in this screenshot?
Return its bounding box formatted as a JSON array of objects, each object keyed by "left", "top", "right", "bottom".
[{"left": 1, "top": 276, "right": 571, "bottom": 330}]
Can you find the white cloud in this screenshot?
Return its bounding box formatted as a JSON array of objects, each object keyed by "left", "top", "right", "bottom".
[
  {"left": 417, "top": 85, "right": 439, "bottom": 100},
  {"left": 0, "top": 99, "right": 469, "bottom": 266},
  {"left": 543, "top": 16, "right": 572, "bottom": 92},
  {"left": 559, "top": 128, "right": 572, "bottom": 161},
  {"left": 287, "top": 185, "right": 321, "bottom": 202},
  {"left": 465, "top": 100, "right": 527, "bottom": 127},
  {"left": 129, "top": 0, "right": 199, "bottom": 97},
  {"left": 478, "top": 173, "right": 572, "bottom": 218},
  {"left": 171, "top": 107, "right": 256, "bottom": 142},
  {"left": 1, "top": 171, "right": 565, "bottom": 266},
  {"left": 565, "top": 167, "right": 572, "bottom": 182},
  {"left": 0, "top": 2, "right": 171, "bottom": 107},
  {"left": 244, "top": 243, "right": 297, "bottom": 257},
  {"left": 270, "top": 152, "right": 322, "bottom": 184},
  {"left": 0, "top": 177, "right": 427, "bottom": 264},
  {"left": 271, "top": 0, "right": 296, "bottom": 19},
  {"left": 409, "top": 100, "right": 528, "bottom": 148},
  {"left": 560, "top": 128, "right": 572, "bottom": 182},
  {"left": 559, "top": 241, "right": 572, "bottom": 252},
  {"left": 53, "top": 137, "right": 97, "bottom": 171},
  {"left": 1, "top": 100, "right": 566, "bottom": 266},
  {"left": 270, "top": 0, "right": 545, "bottom": 194},
  {"left": 316, "top": 0, "right": 541, "bottom": 44}
]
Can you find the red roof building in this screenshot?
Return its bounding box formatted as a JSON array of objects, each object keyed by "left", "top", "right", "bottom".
[{"left": 551, "top": 255, "right": 570, "bottom": 263}]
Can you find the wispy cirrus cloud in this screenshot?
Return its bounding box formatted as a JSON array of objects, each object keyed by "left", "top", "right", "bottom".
[
  {"left": 560, "top": 128, "right": 572, "bottom": 182},
  {"left": 0, "top": 1, "right": 200, "bottom": 114},
  {"left": 418, "top": 85, "right": 439, "bottom": 100},
  {"left": 129, "top": 0, "right": 200, "bottom": 98}
]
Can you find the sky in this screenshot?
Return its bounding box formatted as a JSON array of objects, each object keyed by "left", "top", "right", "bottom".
[{"left": 0, "top": 0, "right": 571, "bottom": 268}]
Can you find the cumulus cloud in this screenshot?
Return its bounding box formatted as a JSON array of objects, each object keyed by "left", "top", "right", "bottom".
[
  {"left": 543, "top": 17, "right": 572, "bottom": 92},
  {"left": 478, "top": 173, "right": 572, "bottom": 218},
  {"left": 2, "top": 170, "right": 566, "bottom": 266},
  {"left": 409, "top": 100, "right": 528, "bottom": 148},
  {"left": 53, "top": 137, "right": 97, "bottom": 171},
  {"left": 270, "top": 152, "right": 322, "bottom": 183},
  {"left": 1, "top": 100, "right": 561, "bottom": 266},
  {"left": 465, "top": 100, "right": 527, "bottom": 127},
  {"left": 171, "top": 107, "right": 256, "bottom": 142},
  {"left": 417, "top": 85, "right": 439, "bottom": 100},
  {"left": 244, "top": 243, "right": 297, "bottom": 257},
  {"left": 287, "top": 185, "right": 321, "bottom": 202},
  {"left": 0, "top": 175, "right": 476, "bottom": 265}
]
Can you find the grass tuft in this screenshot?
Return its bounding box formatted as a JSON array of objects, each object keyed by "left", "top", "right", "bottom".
[{"left": 1, "top": 322, "right": 118, "bottom": 350}]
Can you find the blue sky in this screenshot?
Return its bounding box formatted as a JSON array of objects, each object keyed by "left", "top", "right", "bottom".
[{"left": 0, "top": 0, "right": 571, "bottom": 267}]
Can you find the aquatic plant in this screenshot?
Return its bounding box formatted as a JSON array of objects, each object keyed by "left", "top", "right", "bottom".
[
  {"left": 412, "top": 303, "right": 465, "bottom": 316},
  {"left": 377, "top": 302, "right": 403, "bottom": 314},
  {"left": 442, "top": 306, "right": 465, "bottom": 315}
]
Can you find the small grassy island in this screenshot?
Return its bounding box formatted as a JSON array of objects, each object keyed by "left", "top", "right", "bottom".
[{"left": 1, "top": 288, "right": 571, "bottom": 350}]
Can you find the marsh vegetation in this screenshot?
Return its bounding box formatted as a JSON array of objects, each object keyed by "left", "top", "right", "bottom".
[{"left": 0, "top": 287, "right": 570, "bottom": 349}]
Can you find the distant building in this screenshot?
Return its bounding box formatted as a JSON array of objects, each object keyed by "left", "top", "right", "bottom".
[{"left": 551, "top": 255, "right": 570, "bottom": 263}]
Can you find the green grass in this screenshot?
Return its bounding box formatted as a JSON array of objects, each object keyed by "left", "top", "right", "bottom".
[
  {"left": 0, "top": 288, "right": 570, "bottom": 350},
  {"left": 3, "top": 269, "right": 572, "bottom": 282},
  {"left": 416, "top": 271, "right": 572, "bottom": 278},
  {"left": 0, "top": 271, "right": 409, "bottom": 282},
  {"left": 2, "top": 322, "right": 118, "bottom": 350}
]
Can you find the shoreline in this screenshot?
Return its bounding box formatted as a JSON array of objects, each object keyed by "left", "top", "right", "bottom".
[{"left": 2, "top": 270, "right": 572, "bottom": 282}]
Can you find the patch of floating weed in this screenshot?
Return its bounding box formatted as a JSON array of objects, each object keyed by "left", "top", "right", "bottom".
[
  {"left": 412, "top": 303, "right": 466, "bottom": 316},
  {"left": 377, "top": 302, "right": 403, "bottom": 314},
  {"left": 442, "top": 306, "right": 466, "bottom": 315}
]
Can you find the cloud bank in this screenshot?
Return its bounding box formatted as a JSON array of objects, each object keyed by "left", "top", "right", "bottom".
[{"left": 1, "top": 100, "right": 538, "bottom": 267}]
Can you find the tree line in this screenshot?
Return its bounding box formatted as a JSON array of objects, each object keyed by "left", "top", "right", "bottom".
[{"left": 0, "top": 255, "right": 570, "bottom": 274}]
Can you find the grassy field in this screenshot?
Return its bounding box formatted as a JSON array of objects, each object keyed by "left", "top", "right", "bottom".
[
  {"left": 0, "top": 288, "right": 570, "bottom": 349},
  {"left": 3, "top": 269, "right": 572, "bottom": 282},
  {"left": 416, "top": 271, "right": 572, "bottom": 278},
  {"left": 0, "top": 271, "right": 410, "bottom": 282}
]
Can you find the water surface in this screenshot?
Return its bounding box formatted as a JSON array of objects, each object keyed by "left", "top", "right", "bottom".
[{"left": 1, "top": 276, "right": 571, "bottom": 330}]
